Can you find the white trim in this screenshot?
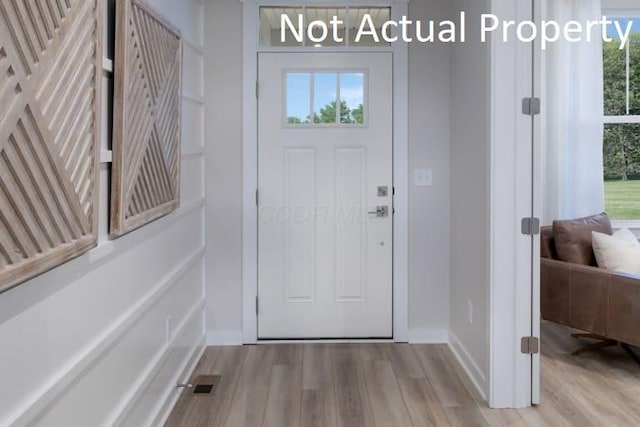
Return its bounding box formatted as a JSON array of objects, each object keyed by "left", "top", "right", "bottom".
[
  {"left": 104, "top": 298, "right": 206, "bottom": 426},
  {"left": 258, "top": 339, "right": 394, "bottom": 344},
  {"left": 531, "top": 0, "right": 544, "bottom": 405},
  {"left": 88, "top": 241, "right": 116, "bottom": 263},
  {"left": 243, "top": 0, "right": 409, "bottom": 4},
  {"left": 242, "top": 0, "right": 260, "bottom": 344},
  {"left": 489, "top": 0, "right": 536, "bottom": 409},
  {"left": 448, "top": 331, "right": 487, "bottom": 401},
  {"left": 258, "top": 46, "right": 393, "bottom": 54},
  {"left": 2, "top": 248, "right": 206, "bottom": 426},
  {"left": 182, "top": 93, "right": 205, "bottom": 105},
  {"left": 207, "top": 330, "right": 244, "bottom": 346},
  {"left": 152, "top": 338, "right": 206, "bottom": 427},
  {"left": 602, "top": 8, "right": 640, "bottom": 16},
  {"left": 603, "top": 115, "right": 640, "bottom": 124},
  {"left": 85, "top": 198, "right": 204, "bottom": 265},
  {"left": 182, "top": 148, "right": 205, "bottom": 158},
  {"left": 391, "top": 0, "right": 410, "bottom": 344},
  {"left": 241, "top": 0, "right": 410, "bottom": 344},
  {"left": 183, "top": 37, "right": 205, "bottom": 55},
  {"left": 612, "top": 220, "right": 640, "bottom": 230},
  {"left": 408, "top": 329, "right": 449, "bottom": 344}
]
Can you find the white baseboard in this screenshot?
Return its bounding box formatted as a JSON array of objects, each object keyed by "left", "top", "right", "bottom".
[
  {"left": 207, "top": 330, "right": 243, "bottom": 346},
  {"left": 448, "top": 331, "right": 487, "bottom": 400},
  {"left": 104, "top": 298, "right": 206, "bottom": 426},
  {"left": 408, "top": 328, "right": 450, "bottom": 344},
  {"left": 205, "top": 329, "right": 448, "bottom": 346},
  {"left": 151, "top": 336, "right": 206, "bottom": 427}
]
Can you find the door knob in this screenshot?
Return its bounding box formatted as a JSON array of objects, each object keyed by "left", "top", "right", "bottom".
[{"left": 368, "top": 206, "right": 389, "bottom": 218}]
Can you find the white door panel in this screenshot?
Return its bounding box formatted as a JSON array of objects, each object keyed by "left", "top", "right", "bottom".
[{"left": 258, "top": 53, "right": 393, "bottom": 338}]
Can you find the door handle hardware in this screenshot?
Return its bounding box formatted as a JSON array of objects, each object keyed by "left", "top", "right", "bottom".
[{"left": 368, "top": 206, "right": 389, "bottom": 218}]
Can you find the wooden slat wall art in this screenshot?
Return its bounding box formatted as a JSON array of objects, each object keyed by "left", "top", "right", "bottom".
[
  {"left": 111, "top": 0, "right": 182, "bottom": 236},
  {"left": 0, "top": 0, "right": 103, "bottom": 293}
]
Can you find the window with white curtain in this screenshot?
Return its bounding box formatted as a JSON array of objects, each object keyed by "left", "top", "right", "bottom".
[{"left": 603, "top": 15, "right": 640, "bottom": 220}]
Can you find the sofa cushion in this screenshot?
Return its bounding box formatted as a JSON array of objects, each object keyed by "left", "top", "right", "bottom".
[
  {"left": 592, "top": 229, "right": 640, "bottom": 275},
  {"left": 552, "top": 212, "right": 612, "bottom": 266},
  {"left": 540, "top": 226, "right": 556, "bottom": 259}
]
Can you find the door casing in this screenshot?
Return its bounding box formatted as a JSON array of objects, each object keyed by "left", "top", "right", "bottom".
[
  {"left": 241, "top": 0, "right": 410, "bottom": 344},
  {"left": 488, "top": 0, "right": 540, "bottom": 409}
]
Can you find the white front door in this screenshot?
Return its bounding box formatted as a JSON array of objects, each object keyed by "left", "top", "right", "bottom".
[{"left": 258, "top": 52, "right": 393, "bottom": 339}]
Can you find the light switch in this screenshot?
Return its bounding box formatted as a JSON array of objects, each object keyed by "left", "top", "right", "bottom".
[{"left": 414, "top": 168, "right": 433, "bottom": 187}]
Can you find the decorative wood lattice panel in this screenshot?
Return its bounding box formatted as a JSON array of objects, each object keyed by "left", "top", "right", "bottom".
[
  {"left": 111, "top": 0, "right": 182, "bottom": 236},
  {"left": 0, "top": 0, "right": 102, "bottom": 292}
]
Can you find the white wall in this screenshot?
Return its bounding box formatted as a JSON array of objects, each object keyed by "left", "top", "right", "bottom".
[
  {"left": 204, "top": 0, "right": 244, "bottom": 344},
  {"left": 448, "top": 0, "right": 491, "bottom": 397},
  {"left": 0, "top": 0, "right": 206, "bottom": 425},
  {"left": 204, "top": 0, "right": 455, "bottom": 344},
  {"left": 407, "top": 0, "right": 453, "bottom": 338},
  {"left": 602, "top": 0, "right": 639, "bottom": 8}
]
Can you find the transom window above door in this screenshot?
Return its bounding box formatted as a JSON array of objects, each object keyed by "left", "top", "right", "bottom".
[
  {"left": 259, "top": 6, "right": 391, "bottom": 48},
  {"left": 285, "top": 71, "right": 366, "bottom": 126}
]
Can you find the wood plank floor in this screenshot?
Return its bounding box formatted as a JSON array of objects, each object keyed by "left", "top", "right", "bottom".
[{"left": 166, "top": 322, "right": 640, "bottom": 426}]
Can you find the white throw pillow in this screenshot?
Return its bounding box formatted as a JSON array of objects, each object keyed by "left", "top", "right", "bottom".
[
  {"left": 611, "top": 227, "right": 640, "bottom": 247},
  {"left": 592, "top": 229, "right": 640, "bottom": 275}
]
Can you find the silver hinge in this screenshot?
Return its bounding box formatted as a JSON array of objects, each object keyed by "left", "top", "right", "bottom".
[
  {"left": 256, "top": 296, "right": 259, "bottom": 315},
  {"left": 521, "top": 336, "right": 540, "bottom": 354},
  {"left": 256, "top": 189, "right": 259, "bottom": 207},
  {"left": 521, "top": 217, "right": 540, "bottom": 236},
  {"left": 522, "top": 97, "right": 541, "bottom": 116},
  {"left": 256, "top": 81, "right": 259, "bottom": 99}
]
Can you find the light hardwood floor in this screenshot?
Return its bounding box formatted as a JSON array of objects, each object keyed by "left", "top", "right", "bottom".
[{"left": 166, "top": 322, "right": 640, "bottom": 426}]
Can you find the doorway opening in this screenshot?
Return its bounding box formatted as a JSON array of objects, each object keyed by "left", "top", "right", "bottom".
[
  {"left": 537, "top": 0, "right": 640, "bottom": 418},
  {"left": 241, "top": 1, "right": 410, "bottom": 344}
]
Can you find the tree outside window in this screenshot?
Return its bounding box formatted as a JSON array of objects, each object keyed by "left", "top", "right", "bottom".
[
  {"left": 286, "top": 72, "right": 366, "bottom": 126},
  {"left": 603, "top": 19, "right": 640, "bottom": 219}
]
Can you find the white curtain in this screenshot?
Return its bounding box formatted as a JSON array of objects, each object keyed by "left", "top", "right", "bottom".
[{"left": 543, "top": 0, "right": 605, "bottom": 224}]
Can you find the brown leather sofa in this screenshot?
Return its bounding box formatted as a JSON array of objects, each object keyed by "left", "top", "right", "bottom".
[{"left": 541, "top": 213, "right": 640, "bottom": 361}]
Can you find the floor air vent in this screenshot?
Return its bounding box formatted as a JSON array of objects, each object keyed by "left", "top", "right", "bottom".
[{"left": 192, "top": 375, "right": 221, "bottom": 395}]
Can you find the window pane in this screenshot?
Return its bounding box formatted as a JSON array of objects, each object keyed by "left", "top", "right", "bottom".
[
  {"left": 604, "top": 123, "right": 640, "bottom": 219},
  {"left": 603, "top": 18, "right": 640, "bottom": 116},
  {"left": 603, "top": 25, "right": 628, "bottom": 116},
  {"left": 260, "top": 6, "right": 391, "bottom": 48},
  {"left": 259, "top": 7, "right": 348, "bottom": 47},
  {"left": 314, "top": 73, "right": 338, "bottom": 124},
  {"left": 260, "top": 7, "right": 304, "bottom": 47},
  {"left": 340, "top": 73, "right": 365, "bottom": 124},
  {"left": 631, "top": 28, "right": 640, "bottom": 115},
  {"left": 305, "top": 8, "right": 347, "bottom": 47},
  {"left": 348, "top": 8, "right": 391, "bottom": 47},
  {"left": 286, "top": 73, "right": 311, "bottom": 124}
]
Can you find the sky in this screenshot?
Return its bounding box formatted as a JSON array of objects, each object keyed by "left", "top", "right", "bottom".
[
  {"left": 607, "top": 18, "right": 640, "bottom": 39},
  {"left": 286, "top": 72, "right": 364, "bottom": 122}
]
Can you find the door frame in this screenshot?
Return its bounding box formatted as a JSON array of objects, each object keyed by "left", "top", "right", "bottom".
[
  {"left": 241, "top": 0, "right": 410, "bottom": 344},
  {"left": 488, "top": 0, "right": 541, "bottom": 408}
]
